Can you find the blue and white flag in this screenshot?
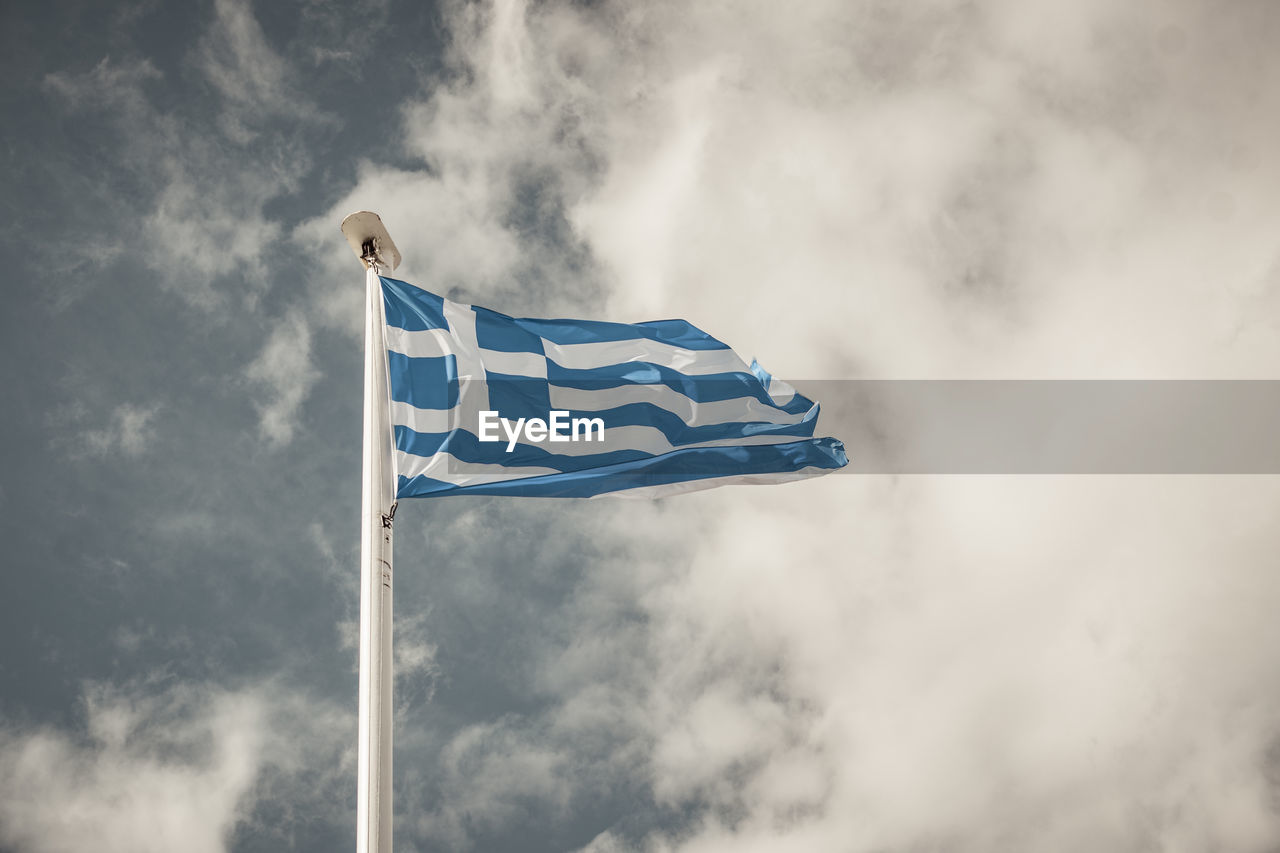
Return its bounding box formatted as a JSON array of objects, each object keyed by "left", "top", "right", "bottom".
[{"left": 381, "top": 276, "right": 847, "bottom": 498}]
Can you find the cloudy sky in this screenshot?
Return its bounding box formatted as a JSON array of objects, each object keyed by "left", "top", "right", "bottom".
[{"left": 4, "top": 0, "right": 1280, "bottom": 851}]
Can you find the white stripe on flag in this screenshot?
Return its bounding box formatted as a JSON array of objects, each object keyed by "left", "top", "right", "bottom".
[
  {"left": 543, "top": 338, "right": 750, "bottom": 376},
  {"left": 765, "top": 376, "right": 797, "bottom": 406},
  {"left": 547, "top": 383, "right": 807, "bottom": 426},
  {"left": 479, "top": 349, "right": 548, "bottom": 379},
  {"left": 389, "top": 400, "right": 453, "bottom": 434},
  {"left": 388, "top": 323, "right": 752, "bottom": 378},
  {"left": 395, "top": 450, "right": 559, "bottom": 484},
  {"left": 440, "top": 302, "right": 491, "bottom": 435},
  {"left": 385, "top": 326, "right": 452, "bottom": 358}
]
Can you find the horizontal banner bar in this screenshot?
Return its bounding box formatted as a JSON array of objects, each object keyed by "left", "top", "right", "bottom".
[{"left": 803, "top": 380, "right": 1280, "bottom": 473}]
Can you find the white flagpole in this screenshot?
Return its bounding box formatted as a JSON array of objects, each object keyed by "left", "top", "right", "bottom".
[{"left": 343, "top": 212, "right": 401, "bottom": 853}]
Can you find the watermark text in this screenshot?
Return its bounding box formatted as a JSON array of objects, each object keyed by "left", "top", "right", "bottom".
[{"left": 478, "top": 410, "right": 605, "bottom": 452}]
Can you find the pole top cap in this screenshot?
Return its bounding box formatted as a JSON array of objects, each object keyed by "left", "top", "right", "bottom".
[{"left": 340, "top": 211, "right": 401, "bottom": 272}]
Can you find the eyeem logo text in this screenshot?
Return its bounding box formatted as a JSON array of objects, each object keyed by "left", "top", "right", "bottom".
[{"left": 478, "top": 410, "right": 605, "bottom": 452}]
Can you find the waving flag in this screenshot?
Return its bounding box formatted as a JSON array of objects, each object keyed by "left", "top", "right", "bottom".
[{"left": 381, "top": 276, "right": 847, "bottom": 498}]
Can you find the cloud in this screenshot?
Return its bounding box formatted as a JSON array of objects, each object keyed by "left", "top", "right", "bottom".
[
  {"left": 0, "top": 682, "right": 247, "bottom": 853},
  {"left": 395, "top": 610, "right": 442, "bottom": 709},
  {"left": 43, "top": 0, "right": 1270, "bottom": 849},
  {"left": 405, "top": 716, "right": 573, "bottom": 849},
  {"left": 43, "top": 0, "right": 327, "bottom": 310},
  {"left": 80, "top": 402, "right": 160, "bottom": 457},
  {"left": 316, "top": 1, "right": 1280, "bottom": 850},
  {"left": 245, "top": 310, "right": 320, "bottom": 446},
  {"left": 596, "top": 479, "right": 1280, "bottom": 851},
  {"left": 294, "top": 0, "right": 613, "bottom": 337},
  {"left": 0, "top": 678, "right": 352, "bottom": 853},
  {"left": 559, "top": 0, "right": 1280, "bottom": 379},
  {"left": 196, "top": 0, "right": 324, "bottom": 143},
  {"left": 43, "top": 55, "right": 163, "bottom": 113}
]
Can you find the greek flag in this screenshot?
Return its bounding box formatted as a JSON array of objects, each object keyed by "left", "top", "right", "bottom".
[{"left": 382, "top": 276, "right": 847, "bottom": 498}]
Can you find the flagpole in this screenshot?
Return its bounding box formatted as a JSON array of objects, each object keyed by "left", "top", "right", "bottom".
[{"left": 342, "top": 212, "right": 401, "bottom": 853}]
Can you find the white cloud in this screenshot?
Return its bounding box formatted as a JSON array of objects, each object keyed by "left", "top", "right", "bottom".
[
  {"left": 0, "top": 682, "right": 262, "bottom": 853},
  {"left": 558, "top": 0, "right": 1280, "bottom": 380},
  {"left": 318, "top": 1, "right": 1280, "bottom": 850},
  {"left": 604, "top": 478, "right": 1280, "bottom": 851},
  {"left": 404, "top": 716, "right": 573, "bottom": 850},
  {"left": 395, "top": 610, "right": 442, "bottom": 709},
  {"left": 294, "top": 0, "right": 614, "bottom": 336},
  {"left": 80, "top": 402, "right": 160, "bottom": 458},
  {"left": 245, "top": 310, "right": 320, "bottom": 446},
  {"left": 43, "top": 56, "right": 163, "bottom": 112},
  {"left": 0, "top": 679, "right": 351, "bottom": 853},
  {"left": 197, "top": 0, "right": 323, "bottom": 143},
  {"left": 44, "top": 0, "right": 326, "bottom": 310},
  {"left": 177, "top": 0, "right": 1280, "bottom": 848}
]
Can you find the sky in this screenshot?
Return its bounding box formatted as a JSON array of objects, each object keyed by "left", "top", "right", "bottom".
[{"left": 3, "top": 0, "right": 1280, "bottom": 851}]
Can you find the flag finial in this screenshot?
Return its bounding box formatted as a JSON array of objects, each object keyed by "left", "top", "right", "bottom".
[{"left": 341, "top": 210, "right": 401, "bottom": 272}]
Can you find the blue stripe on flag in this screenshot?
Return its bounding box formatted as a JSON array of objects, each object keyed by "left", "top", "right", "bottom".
[
  {"left": 397, "top": 437, "right": 848, "bottom": 498},
  {"left": 382, "top": 276, "right": 449, "bottom": 331},
  {"left": 558, "top": 400, "right": 819, "bottom": 442},
  {"left": 545, "top": 363, "right": 812, "bottom": 413},
  {"left": 483, "top": 371, "right": 553, "bottom": 422},
  {"left": 512, "top": 316, "right": 731, "bottom": 350},
  {"left": 474, "top": 307, "right": 546, "bottom": 354},
  {"left": 388, "top": 352, "right": 459, "bottom": 410},
  {"left": 396, "top": 425, "right": 654, "bottom": 471}
]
